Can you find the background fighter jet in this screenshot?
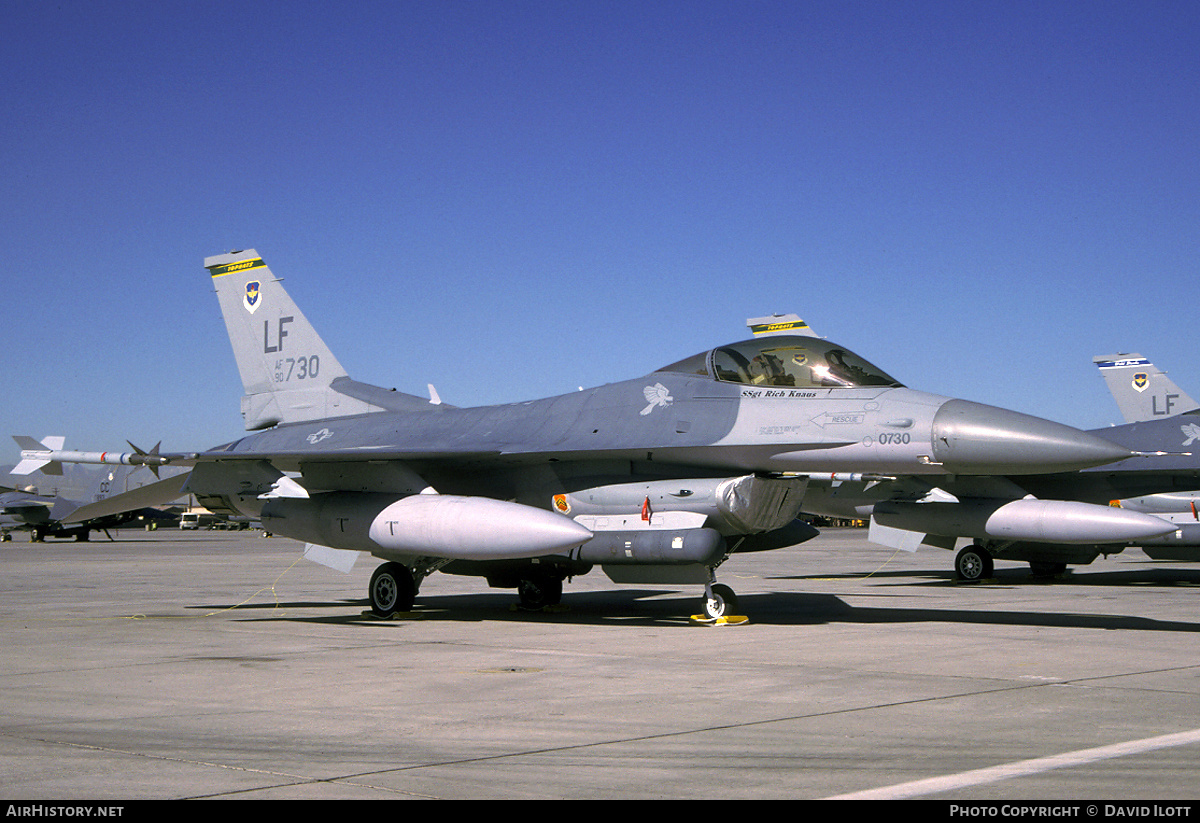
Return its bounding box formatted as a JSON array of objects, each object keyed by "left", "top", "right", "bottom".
[
  {"left": 819, "top": 352, "right": 1200, "bottom": 581},
  {"left": 1087, "top": 353, "right": 1200, "bottom": 563},
  {"left": 0, "top": 485, "right": 74, "bottom": 541},
  {"left": 29, "top": 250, "right": 1154, "bottom": 619},
  {"left": 2, "top": 447, "right": 176, "bottom": 541}
]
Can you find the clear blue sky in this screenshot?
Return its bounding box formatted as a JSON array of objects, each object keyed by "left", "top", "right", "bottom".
[{"left": 3, "top": 0, "right": 1198, "bottom": 468}]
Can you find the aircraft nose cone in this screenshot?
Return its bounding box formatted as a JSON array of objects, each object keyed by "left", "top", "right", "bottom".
[{"left": 931, "top": 399, "right": 1132, "bottom": 474}]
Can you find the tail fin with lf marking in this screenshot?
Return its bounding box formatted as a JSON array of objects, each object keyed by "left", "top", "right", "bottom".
[
  {"left": 1093, "top": 353, "right": 1200, "bottom": 423},
  {"left": 205, "top": 250, "right": 434, "bottom": 431}
]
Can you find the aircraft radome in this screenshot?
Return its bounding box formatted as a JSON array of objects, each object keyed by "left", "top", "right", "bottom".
[{"left": 17, "top": 250, "right": 1165, "bottom": 619}]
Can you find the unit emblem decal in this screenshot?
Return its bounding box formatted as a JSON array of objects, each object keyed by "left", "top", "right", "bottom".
[{"left": 244, "top": 281, "right": 262, "bottom": 314}]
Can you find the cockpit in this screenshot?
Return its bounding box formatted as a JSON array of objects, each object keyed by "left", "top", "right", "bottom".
[{"left": 656, "top": 335, "right": 904, "bottom": 389}]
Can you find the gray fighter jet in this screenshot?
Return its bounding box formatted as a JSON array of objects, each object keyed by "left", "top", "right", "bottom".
[
  {"left": 0, "top": 485, "right": 77, "bottom": 541},
  {"left": 817, "top": 357, "right": 1200, "bottom": 580},
  {"left": 26, "top": 250, "right": 1163, "bottom": 618},
  {"left": 1088, "top": 353, "right": 1200, "bottom": 562}
]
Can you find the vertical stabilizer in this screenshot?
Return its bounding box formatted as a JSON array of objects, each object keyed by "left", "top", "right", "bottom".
[
  {"left": 1094, "top": 353, "right": 1200, "bottom": 423},
  {"left": 206, "top": 250, "right": 399, "bottom": 430}
]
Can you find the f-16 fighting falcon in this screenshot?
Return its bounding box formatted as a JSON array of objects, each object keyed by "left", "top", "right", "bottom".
[
  {"left": 1083, "top": 353, "right": 1200, "bottom": 564},
  {"left": 18, "top": 250, "right": 1165, "bottom": 618},
  {"left": 805, "top": 352, "right": 1200, "bottom": 581}
]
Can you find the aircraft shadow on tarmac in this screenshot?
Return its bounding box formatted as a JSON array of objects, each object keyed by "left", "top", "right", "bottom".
[
  {"left": 784, "top": 563, "right": 1200, "bottom": 588},
  {"left": 188, "top": 575, "right": 1200, "bottom": 633}
]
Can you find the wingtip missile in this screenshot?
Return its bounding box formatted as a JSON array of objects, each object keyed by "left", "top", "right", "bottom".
[{"left": 10, "top": 436, "right": 178, "bottom": 476}]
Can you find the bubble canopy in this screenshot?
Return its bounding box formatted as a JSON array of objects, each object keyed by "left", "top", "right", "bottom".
[{"left": 656, "top": 335, "right": 904, "bottom": 389}]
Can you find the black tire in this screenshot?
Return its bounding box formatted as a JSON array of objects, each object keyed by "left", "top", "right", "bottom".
[
  {"left": 955, "top": 545, "right": 993, "bottom": 581},
  {"left": 369, "top": 562, "right": 416, "bottom": 617},
  {"left": 704, "top": 583, "right": 738, "bottom": 619}
]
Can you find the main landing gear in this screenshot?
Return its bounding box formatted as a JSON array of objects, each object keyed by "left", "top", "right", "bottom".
[
  {"left": 1028, "top": 560, "right": 1069, "bottom": 579},
  {"left": 516, "top": 567, "right": 564, "bottom": 611},
  {"left": 29, "top": 526, "right": 91, "bottom": 543},
  {"left": 368, "top": 562, "right": 417, "bottom": 618},
  {"left": 954, "top": 543, "right": 994, "bottom": 582},
  {"left": 365, "top": 560, "right": 742, "bottom": 620},
  {"left": 954, "top": 542, "right": 1075, "bottom": 582}
]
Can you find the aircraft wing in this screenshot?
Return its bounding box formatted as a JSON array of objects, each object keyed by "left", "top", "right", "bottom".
[{"left": 60, "top": 472, "right": 191, "bottom": 524}]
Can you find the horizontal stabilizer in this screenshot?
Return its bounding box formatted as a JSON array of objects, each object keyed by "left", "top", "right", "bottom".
[
  {"left": 1, "top": 499, "right": 53, "bottom": 515},
  {"left": 328, "top": 377, "right": 443, "bottom": 413},
  {"left": 61, "top": 472, "right": 191, "bottom": 524}
]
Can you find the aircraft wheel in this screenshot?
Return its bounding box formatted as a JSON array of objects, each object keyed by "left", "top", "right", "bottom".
[
  {"left": 703, "top": 583, "right": 738, "bottom": 619},
  {"left": 369, "top": 562, "right": 416, "bottom": 617},
  {"left": 955, "top": 544, "right": 993, "bottom": 581},
  {"left": 517, "top": 569, "right": 563, "bottom": 610}
]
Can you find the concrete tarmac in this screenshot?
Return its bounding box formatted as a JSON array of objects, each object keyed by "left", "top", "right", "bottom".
[{"left": 1, "top": 527, "right": 1199, "bottom": 800}]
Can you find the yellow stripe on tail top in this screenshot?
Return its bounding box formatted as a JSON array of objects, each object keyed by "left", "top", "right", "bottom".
[{"left": 207, "top": 257, "right": 266, "bottom": 277}]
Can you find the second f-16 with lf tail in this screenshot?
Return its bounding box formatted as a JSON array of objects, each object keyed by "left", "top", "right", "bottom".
[{"left": 26, "top": 250, "right": 1168, "bottom": 618}]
